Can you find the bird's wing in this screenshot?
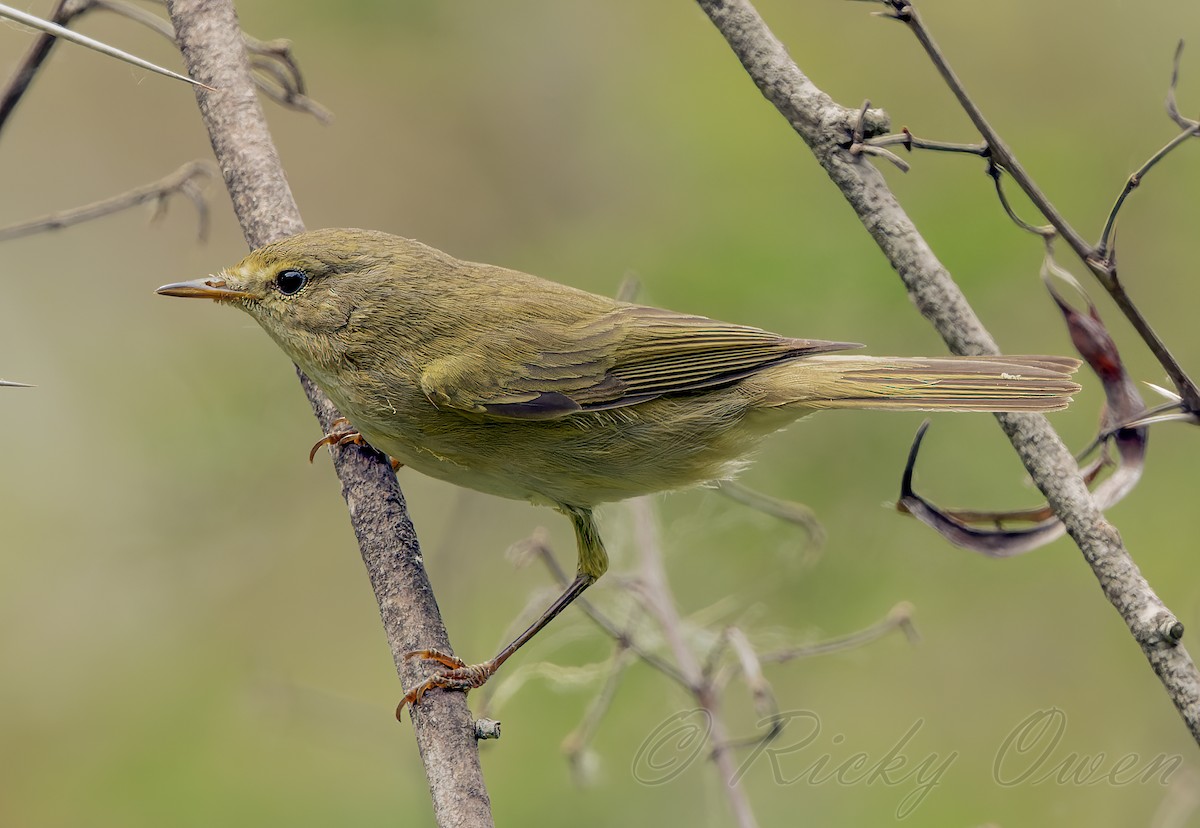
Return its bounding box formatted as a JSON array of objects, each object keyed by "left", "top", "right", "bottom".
[{"left": 419, "top": 305, "right": 860, "bottom": 420}]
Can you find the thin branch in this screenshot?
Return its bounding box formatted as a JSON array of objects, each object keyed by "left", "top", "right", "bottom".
[
  {"left": 986, "top": 161, "right": 1054, "bottom": 237},
  {"left": 873, "top": 1, "right": 1091, "bottom": 254},
  {"left": 0, "top": 0, "right": 330, "bottom": 132},
  {"left": 1097, "top": 43, "right": 1200, "bottom": 257},
  {"left": 519, "top": 505, "right": 915, "bottom": 816},
  {"left": 848, "top": 99, "right": 910, "bottom": 171},
  {"left": 560, "top": 643, "right": 636, "bottom": 784},
  {"left": 695, "top": 0, "right": 1200, "bottom": 745},
  {"left": 0, "top": 2, "right": 210, "bottom": 90},
  {"left": 0, "top": 160, "right": 216, "bottom": 241},
  {"left": 523, "top": 531, "right": 690, "bottom": 685},
  {"left": 630, "top": 498, "right": 759, "bottom": 828},
  {"left": 867, "top": 122, "right": 1056, "bottom": 236},
  {"left": 0, "top": 0, "right": 80, "bottom": 135},
  {"left": 715, "top": 480, "right": 824, "bottom": 547},
  {"left": 1166, "top": 39, "right": 1197, "bottom": 131},
  {"left": 1096, "top": 126, "right": 1199, "bottom": 256},
  {"left": 719, "top": 626, "right": 778, "bottom": 722},
  {"left": 874, "top": 0, "right": 1200, "bottom": 413},
  {"left": 759, "top": 602, "right": 918, "bottom": 664},
  {"left": 163, "top": 2, "right": 492, "bottom": 825},
  {"left": 244, "top": 34, "right": 333, "bottom": 123},
  {"left": 91, "top": 0, "right": 332, "bottom": 121},
  {"left": 864, "top": 127, "right": 988, "bottom": 156}
]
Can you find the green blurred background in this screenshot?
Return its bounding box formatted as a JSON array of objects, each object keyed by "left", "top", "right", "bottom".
[{"left": 2, "top": 1, "right": 1199, "bottom": 825}]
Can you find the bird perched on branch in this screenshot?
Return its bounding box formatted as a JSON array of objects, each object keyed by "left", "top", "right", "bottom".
[{"left": 158, "top": 228, "right": 1080, "bottom": 713}]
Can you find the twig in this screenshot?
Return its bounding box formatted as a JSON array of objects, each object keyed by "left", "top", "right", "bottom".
[
  {"left": 0, "top": 2, "right": 210, "bottom": 90},
  {"left": 90, "top": 0, "right": 332, "bottom": 121},
  {"left": 560, "top": 642, "right": 636, "bottom": 784},
  {"left": 864, "top": 127, "right": 987, "bottom": 156},
  {"left": 522, "top": 505, "right": 914, "bottom": 813},
  {"left": 1166, "top": 40, "right": 1198, "bottom": 131},
  {"left": 243, "top": 33, "right": 333, "bottom": 124},
  {"left": 1097, "top": 42, "right": 1200, "bottom": 258},
  {"left": 759, "top": 602, "right": 918, "bottom": 663},
  {"left": 163, "top": 2, "right": 492, "bottom": 825},
  {"left": 719, "top": 626, "right": 778, "bottom": 721},
  {"left": 715, "top": 480, "right": 824, "bottom": 547},
  {"left": 695, "top": 0, "right": 1200, "bottom": 744},
  {"left": 0, "top": 0, "right": 80, "bottom": 134},
  {"left": 0, "top": 0, "right": 330, "bottom": 132},
  {"left": 847, "top": 100, "right": 910, "bottom": 170},
  {"left": 630, "top": 497, "right": 759, "bottom": 828},
  {"left": 986, "top": 161, "right": 1054, "bottom": 237},
  {"left": 873, "top": 0, "right": 1200, "bottom": 413},
  {"left": 0, "top": 160, "right": 216, "bottom": 241},
  {"left": 523, "top": 532, "right": 689, "bottom": 685}
]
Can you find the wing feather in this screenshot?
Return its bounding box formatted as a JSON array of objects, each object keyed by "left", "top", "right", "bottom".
[{"left": 420, "top": 304, "right": 859, "bottom": 420}]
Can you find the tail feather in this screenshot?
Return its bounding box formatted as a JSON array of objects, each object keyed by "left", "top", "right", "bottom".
[{"left": 777, "top": 354, "right": 1082, "bottom": 413}]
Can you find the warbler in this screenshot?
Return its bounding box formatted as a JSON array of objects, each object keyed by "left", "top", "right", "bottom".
[{"left": 158, "top": 228, "right": 1080, "bottom": 712}]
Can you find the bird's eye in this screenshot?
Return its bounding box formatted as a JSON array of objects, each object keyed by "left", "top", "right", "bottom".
[{"left": 276, "top": 269, "right": 307, "bottom": 296}]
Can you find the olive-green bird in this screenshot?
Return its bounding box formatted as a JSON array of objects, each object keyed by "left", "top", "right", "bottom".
[{"left": 158, "top": 228, "right": 1080, "bottom": 712}]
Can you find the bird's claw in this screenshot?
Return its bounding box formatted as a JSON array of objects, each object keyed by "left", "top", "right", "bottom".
[
  {"left": 395, "top": 648, "right": 497, "bottom": 720},
  {"left": 308, "top": 417, "right": 403, "bottom": 469}
]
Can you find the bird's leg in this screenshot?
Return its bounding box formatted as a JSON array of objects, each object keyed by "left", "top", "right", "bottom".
[
  {"left": 308, "top": 417, "right": 403, "bottom": 470},
  {"left": 396, "top": 506, "right": 608, "bottom": 718}
]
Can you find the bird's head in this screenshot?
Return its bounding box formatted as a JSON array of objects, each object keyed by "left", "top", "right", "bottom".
[{"left": 157, "top": 228, "right": 430, "bottom": 369}]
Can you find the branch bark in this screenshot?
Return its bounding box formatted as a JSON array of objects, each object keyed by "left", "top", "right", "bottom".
[
  {"left": 163, "top": 1, "right": 493, "bottom": 823},
  {"left": 694, "top": 0, "right": 1200, "bottom": 742}
]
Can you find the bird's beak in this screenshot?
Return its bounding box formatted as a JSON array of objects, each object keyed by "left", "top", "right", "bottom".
[{"left": 156, "top": 276, "right": 252, "bottom": 301}]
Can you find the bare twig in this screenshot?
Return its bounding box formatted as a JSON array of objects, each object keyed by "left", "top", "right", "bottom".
[
  {"left": 0, "top": 160, "right": 216, "bottom": 241},
  {"left": 870, "top": 0, "right": 1200, "bottom": 413},
  {"left": 0, "top": 0, "right": 330, "bottom": 131},
  {"left": 0, "top": 0, "right": 81, "bottom": 134},
  {"left": 163, "top": 2, "right": 492, "bottom": 825},
  {"left": 244, "top": 34, "right": 333, "bottom": 123},
  {"left": 864, "top": 126, "right": 987, "bottom": 156},
  {"left": 986, "top": 161, "right": 1055, "bottom": 237},
  {"left": 560, "top": 642, "right": 636, "bottom": 784},
  {"left": 719, "top": 626, "right": 778, "bottom": 720},
  {"left": 520, "top": 505, "right": 914, "bottom": 815},
  {"left": 715, "top": 480, "right": 824, "bottom": 547},
  {"left": 759, "top": 602, "right": 918, "bottom": 663},
  {"left": 521, "top": 531, "right": 689, "bottom": 685},
  {"left": 1166, "top": 40, "right": 1198, "bottom": 131},
  {"left": 0, "top": 2, "right": 210, "bottom": 90},
  {"left": 1097, "top": 42, "right": 1200, "bottom": 258},
  {"left": 630, "top": 497, "right": 759, "bottom": 828},
  {"left": 92, "top": 0, "right": 332, "bottom": 121},
  {"left": 695, "top": 0, "right": 1200, "bottom": 744},
  {"left": 847, "top": 100, "right": 910, "bottom": 170}
]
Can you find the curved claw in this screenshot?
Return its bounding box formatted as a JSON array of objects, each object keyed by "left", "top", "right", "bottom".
[
  {"left": 308, "top": 418, "right": 404, "bottom": 470},
  {"left": 309, "top": 417, "right": 355, "bottom": 463},
  {"left": 395, "top": 649, "right": 496, "bottom": 720}
]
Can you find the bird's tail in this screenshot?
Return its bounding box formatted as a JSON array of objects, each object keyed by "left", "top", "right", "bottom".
[{"left": 767, "top": 354, "right": 1082, "bottom": 413}]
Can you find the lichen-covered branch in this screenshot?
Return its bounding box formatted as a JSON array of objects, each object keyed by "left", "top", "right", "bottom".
[
  {"left": 0, "top": 160, "right": 215, "bottom": 241},
  {"left": 163, "top": 1, "right": 493, "bottom": 824}
]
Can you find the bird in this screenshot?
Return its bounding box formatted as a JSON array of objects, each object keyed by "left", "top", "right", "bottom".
[{"left": 157, "top": 227, "right": 1081, "bottom": 713}]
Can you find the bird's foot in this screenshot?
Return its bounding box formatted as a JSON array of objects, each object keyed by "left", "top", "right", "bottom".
[
  {"left": 308, "top": 417, "right": 402, "bottom": 469},
  {"left": 395, "top": 648, "right": 498, "bottom": 719}
]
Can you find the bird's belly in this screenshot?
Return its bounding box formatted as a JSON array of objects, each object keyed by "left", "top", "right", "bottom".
[{"left": 339, "top": 390, "right": 794, "bottom": 509}]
